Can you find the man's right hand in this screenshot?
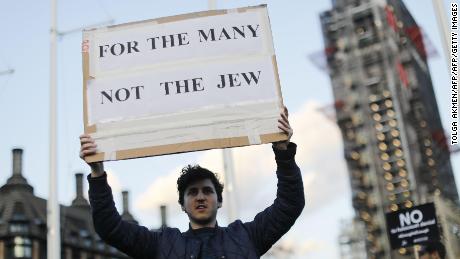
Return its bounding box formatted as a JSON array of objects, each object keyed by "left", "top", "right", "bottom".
[{"left": 79, "top": 134, "right": 105, "bottom": 177}]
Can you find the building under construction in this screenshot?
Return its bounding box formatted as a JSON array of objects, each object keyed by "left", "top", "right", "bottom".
[{"left": 320, "top": 0, "right": 459, "bottom": 258}]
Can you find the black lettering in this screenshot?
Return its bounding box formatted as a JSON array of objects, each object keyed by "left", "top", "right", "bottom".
[
  {"left": 101, "top": 90, "right": 113, "bottom": 104},
  {"left": 192, "top": 78, "right": 204, "bottom": 91},
  {"left": 178, "top": 33, "right": 190, "bottom": 46},
  {"left": 218, "top": 28, "right": 231, "bottom": 41},
  {"left": 198, "top": 29, "right": 216, "bottom": 42},
  {"left": 131, "top": 86, "right": 144, "bottom": 99},
  {"left": 241, "top": 71, "right": 261, "bottom": 85},
  {"left": 111, "top": 43, "right": 125, "bottom": 56},
  {"left": 175, "top": 80, "right": 189, "bottom": 93},
  {"left": 247, "top": 24, "right": 260, "bottom": 37},
  {"left": 163, "top": 78, "right": 205, "bottom": 95},
  {"left": 228, "top": 73, "right": 241, "bottom": 87},
  {"left": 161, "top": 82, "right": 174, "bottom": 95},
  {"left": 147, "top": 37, "right": 160, "bottom": 50},
  {"left": 162, "top": 35, "right": 175, "bottom": 48},
  {"left": 217, "top": 74, "right": 226, "bottom": 88},
  {"left": 232, "top": 26, "right": 245, "bottom": 39},
  {"left": 99, "top": 45, "right": 110, "bottom": 58},
  {"left": 127, "top": 41, "right": 140, "bottom": 53},
  {"left": 115, "top": 88, "right": 130, "bottom": 101}
]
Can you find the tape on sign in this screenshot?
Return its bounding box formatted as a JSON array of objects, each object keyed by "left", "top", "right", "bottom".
[
  {"left": 245, "top": 120, "right": 261, "bottom": 145},
  {"left": 101, "top": 137, "right": 117, "bottom": 161}
]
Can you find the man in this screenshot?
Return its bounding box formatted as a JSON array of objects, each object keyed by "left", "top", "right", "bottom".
[
  {"left": 79, "top": 107, "right": 305, "bottom": 259},
  {"left": 419, "top": 241, "right": 446, "bottom": 259}
]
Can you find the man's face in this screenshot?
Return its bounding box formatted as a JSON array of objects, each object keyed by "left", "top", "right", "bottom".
[{"left": 183, "top": 178, "right": 221, "bottom": 228}]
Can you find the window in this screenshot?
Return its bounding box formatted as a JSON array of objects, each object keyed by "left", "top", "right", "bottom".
[
  {"left": 13, "top": 236, "right": 32, "bottom": 258},
  {"left": 9, "top": 223, "right": 29, "bottom": 233},
  {"left": 83, "top": 237, "right": 92, "bottom": 248},
  {"left": 96, "top": 241, "right": 105, "bottom": 251}
]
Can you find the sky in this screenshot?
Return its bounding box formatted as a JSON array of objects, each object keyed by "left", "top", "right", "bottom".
[{"left": 0, "top": 0, "right": 458, "bottom": 258}]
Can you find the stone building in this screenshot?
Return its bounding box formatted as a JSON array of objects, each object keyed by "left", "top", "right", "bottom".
[{"left": 0, "top": 148, "right": 136, "bottom": 259}]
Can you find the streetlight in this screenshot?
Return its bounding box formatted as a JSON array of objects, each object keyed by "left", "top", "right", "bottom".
[{"left": 47, "top": 1, "right": 113, "bottom": 257}]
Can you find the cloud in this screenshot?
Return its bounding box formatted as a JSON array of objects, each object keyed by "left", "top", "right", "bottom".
[
  {"left": 291, "top": 102, "right": 349, "bottom": 213},
  {"left": 136, "top": 166, "right": 182, "bottom": 211},
  {"left": 263, "top": 237, "right": 334, "bottom": 259},
  {"left": 134, "top": 101, "right": 350, "bottom": 243},
  {"left": 274, "top": 238, "right": 327, "bottom": 254},
  {"left": 106, "top": 169, "right": 124, "bottom": 212},
  {"left": 106, "top": 169, "right": 122, "bottom": 193}
]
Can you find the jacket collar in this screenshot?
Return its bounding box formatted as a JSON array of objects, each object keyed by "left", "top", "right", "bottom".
[{"left": 184, "top": 222, "right": 220, "bottom": 237}]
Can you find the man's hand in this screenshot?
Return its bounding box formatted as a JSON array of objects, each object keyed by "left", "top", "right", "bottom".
[
  {"left": 79, "top": 134, "right": 105, "bottom": 177},
  {"left": 273, "top": 106, "right": 293, "bottom": 150}
]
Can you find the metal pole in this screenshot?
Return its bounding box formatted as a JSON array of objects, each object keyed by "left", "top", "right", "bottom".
[
  {"left": 431, "top": 0, "right": 451, "bottom": 73},
  {"left": 206, "top": 0, "right": 239, "bottom": 222},
  {"left": 223, "top": 149, "right": 239, "bottom": 221},
  {"left": 47, "top": 0, "right": 61, "bottom": 257},
  {"left": 414, "top": 245, "right": 420, "bottom": 259}
]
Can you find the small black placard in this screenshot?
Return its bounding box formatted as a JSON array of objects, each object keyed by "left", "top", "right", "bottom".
[{"left": 385, "top": 203, "right": 440, "bottom": 249}]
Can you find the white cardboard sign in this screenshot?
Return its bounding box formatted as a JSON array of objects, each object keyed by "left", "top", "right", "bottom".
[{"left": 82, "top": 5, "right": 286, "bottom": 162}]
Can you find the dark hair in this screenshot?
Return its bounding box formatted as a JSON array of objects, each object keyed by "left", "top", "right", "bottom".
[
  {"left": 177, "top": 164, "right": 224, "bottom": 206},
  {"left": 419, "top": 241, "right": 446, "bottom": 259}
]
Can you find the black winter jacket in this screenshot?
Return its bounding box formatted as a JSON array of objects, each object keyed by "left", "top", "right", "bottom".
[{"left": 88, "top": 143, "right": 305, "bottom": 259}]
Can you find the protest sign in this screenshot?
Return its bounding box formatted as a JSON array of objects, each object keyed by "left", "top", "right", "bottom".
[
  {"left": 385, "top": 203, "right": 440, "bottom": 249},
  {"left": 82, "top": 5, "right": 286, "bottom": 162}
]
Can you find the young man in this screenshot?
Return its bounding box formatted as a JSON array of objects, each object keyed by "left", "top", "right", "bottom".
[{"left": 79, "top": 107, "right": 305, "bottom": 259}]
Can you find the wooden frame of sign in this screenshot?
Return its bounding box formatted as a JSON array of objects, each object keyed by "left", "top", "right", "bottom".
[{"left": 82, "top": 4, "right": 286, "bottom": 162}]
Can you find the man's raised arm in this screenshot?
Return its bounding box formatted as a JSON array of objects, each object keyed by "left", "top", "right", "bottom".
[
  {"left": 79, "top": 134, "right": 159, "bottom": 258},
  {"left": 243, "top": 107, "right": 305, "bottom": 256}
]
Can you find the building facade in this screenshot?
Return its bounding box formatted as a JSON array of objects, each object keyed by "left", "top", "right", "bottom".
[
  {"left": 320, "top": 0, "right": 459, "bottom": 258},
  {"left": 338, "top": 218, "right": 367, "bottom": 259},
  {"left": 433, "top": 195, "right": 460, "bottom": 259},
  {"left": 0, "top": 148, "right": 136, "bottom": 259}
]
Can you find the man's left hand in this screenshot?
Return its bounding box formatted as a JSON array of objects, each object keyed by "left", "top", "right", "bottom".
[{"left": 273, "top": 106, "right": 293, "bottom": 150}]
